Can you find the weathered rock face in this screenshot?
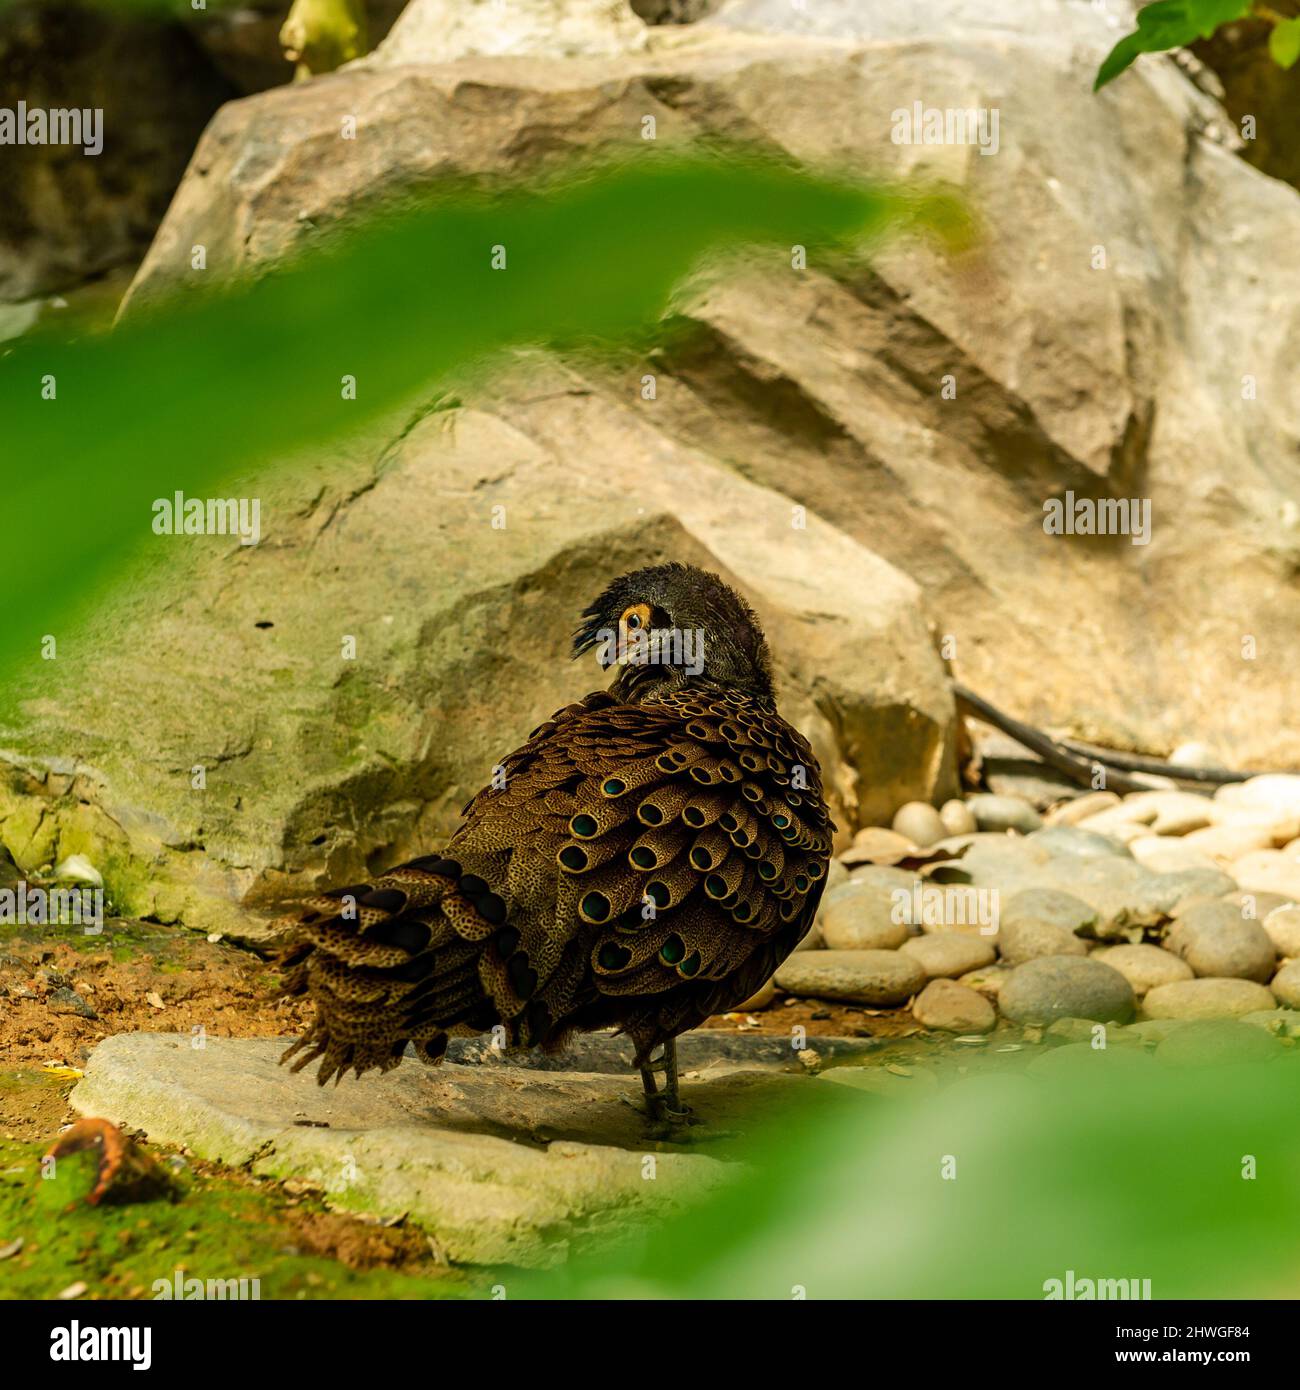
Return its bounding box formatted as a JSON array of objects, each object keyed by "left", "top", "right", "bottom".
[
  {"left": 373, "top": 0, "right": 649, "bottom": 65},
  {"left": 8, "top": 0, "right": 1300, "bottom": 937},
  {"left": 0, "top": 2, "right": 968, "bottom": 940},
  {"left": 123, "top": 0, "right": 1300, "bottom": 773},
  {"left": 0, "top": 386, "right": 955, "bottom": 938},
  {"left": 0, "top": 1, "right": 234, "bottom": 303}
]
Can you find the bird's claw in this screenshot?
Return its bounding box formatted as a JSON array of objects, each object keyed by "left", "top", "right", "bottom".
[{"left": 624, "top": 1091, "right": 702, "bottom": 1139}]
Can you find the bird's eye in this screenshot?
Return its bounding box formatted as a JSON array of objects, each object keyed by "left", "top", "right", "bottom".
[{"left": 620, "top": 603, "right": 652, "bottom": 632}]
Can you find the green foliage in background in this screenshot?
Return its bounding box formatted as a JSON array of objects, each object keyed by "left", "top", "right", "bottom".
[
  {"left": 531, "top": 1039, "right": 1300, "bottom": 1299},
  {"left": 0, "top": 151, "right": 963, "bottom": 709},
  {"left": 1095, "top": 0, "right": 1300, "bottom": 89},
  {"left": 1270, "top": 11, "right": 1300, "bottom": 65}
]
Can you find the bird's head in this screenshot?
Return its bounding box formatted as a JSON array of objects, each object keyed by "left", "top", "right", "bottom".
[{"left": 572, "top": 563, "right": 774, "bottom": 704}]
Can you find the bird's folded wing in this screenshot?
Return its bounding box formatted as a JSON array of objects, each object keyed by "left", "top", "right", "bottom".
[{"left": 448, "top": 687, "right": 833, "bottom": 1017}]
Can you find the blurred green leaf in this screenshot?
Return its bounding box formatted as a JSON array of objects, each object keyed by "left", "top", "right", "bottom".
[
  {"left": 1095, "top": 30, "right": 1149, "bottom": 90},
  {"left": 0, "top": 152, "right": 960, "bottom": 712},
  {"left": 1095, "top": 0, "right": 1253, "bottom": 90},
  {"left": 530, "top": 1045, "right": 1300, "bottom": 1299},
  {"left": 1269, "top": 15, "right": 1300, "bottom": 67}
]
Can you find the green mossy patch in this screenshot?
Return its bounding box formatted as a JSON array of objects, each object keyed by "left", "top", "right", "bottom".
[{"left": 0, "top": 1136, "right": 474, "bottom": 1300}]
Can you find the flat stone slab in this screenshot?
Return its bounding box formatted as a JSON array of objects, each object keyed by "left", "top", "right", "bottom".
[
  {"left": 440, "top": 1029, "right": 879, "bottom": 1073},
  {"left": 69, "top": 1031, "right": 851, "bottom": 1268}
]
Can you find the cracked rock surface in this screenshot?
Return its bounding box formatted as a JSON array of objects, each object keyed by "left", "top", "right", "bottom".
[{"left": 69, "top": 1029, "right": 857, "bottom": 1266}]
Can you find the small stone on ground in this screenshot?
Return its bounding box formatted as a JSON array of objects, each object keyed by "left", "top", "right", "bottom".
[{"left": 912, "top": 979, "right": 995, "bottom": 1034}]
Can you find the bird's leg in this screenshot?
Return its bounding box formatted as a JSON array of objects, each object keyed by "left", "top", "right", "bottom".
[
  {"left": 634, "top": 1037, "right": 698, "bottom": 1132},
  {"left": 658, "top": 1037, "right": 689, "bottom": 1118}
]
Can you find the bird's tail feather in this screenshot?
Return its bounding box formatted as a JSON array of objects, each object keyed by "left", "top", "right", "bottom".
[{"left": 276, "top": 855, "right": 490, "bottom": 1085}]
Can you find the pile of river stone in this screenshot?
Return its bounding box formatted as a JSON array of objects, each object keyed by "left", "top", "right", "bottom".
[{"left": 755, "top": 776, "right": 1300, "bottom": 1035}]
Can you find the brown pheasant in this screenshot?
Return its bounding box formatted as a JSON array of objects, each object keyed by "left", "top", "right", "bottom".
[{"left": 278, "top": 564, "right": 833, "bottom": 1129}]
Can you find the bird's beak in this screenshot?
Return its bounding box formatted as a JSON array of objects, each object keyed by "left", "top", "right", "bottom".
[{"left": 590, "top": 626, "right": 623, "bottom": 669}]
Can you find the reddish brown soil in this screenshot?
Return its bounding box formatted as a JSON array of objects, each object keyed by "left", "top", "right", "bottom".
[
  {"left": 1, "top": 916, "right": 922, "bottom": 1076},
  {"left": 0, "top": 919, "right": 312, "bottom": 1071},
  {"left": 706, "top": 997, "right": 926, "bottom": 1042}
]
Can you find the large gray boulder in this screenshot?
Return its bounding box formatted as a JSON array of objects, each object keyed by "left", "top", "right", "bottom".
[
  {"left": 8, "top": 0, "right": 1300, "bottom": 939},
  {"left": 123, "top": 0, "right": 1300, "bottom": 776},
  {"left": 0, "top": 389, "right": 955, "bottom": 939},
  {"left": 1, "top": 3, "right": 971, "bottom": 942}
]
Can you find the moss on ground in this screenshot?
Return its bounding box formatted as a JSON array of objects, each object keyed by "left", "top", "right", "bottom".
[{"left": 0, "top": 1135, "right": 476, "bottom": 1300}]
